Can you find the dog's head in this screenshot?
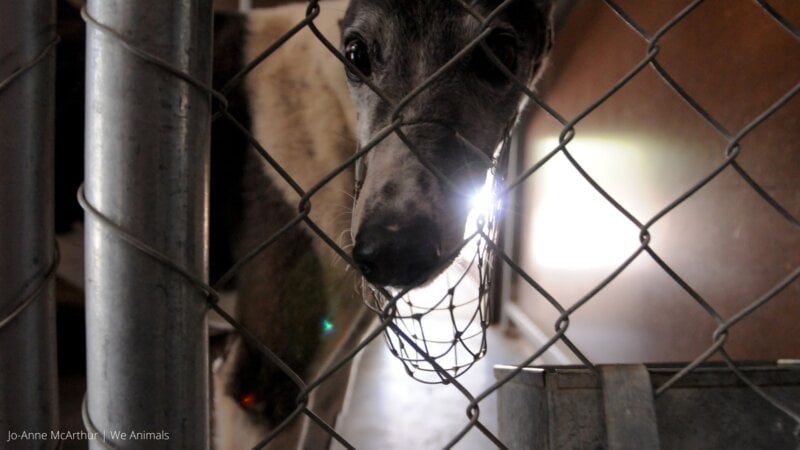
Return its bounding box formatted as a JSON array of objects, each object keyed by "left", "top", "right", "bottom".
[{"left": 342, "top": 0, "right": 553, "bottom": 288}]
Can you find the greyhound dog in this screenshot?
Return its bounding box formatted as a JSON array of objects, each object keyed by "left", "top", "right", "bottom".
[{"left": 211, "top": 0, "right": 553, "bottom": 448}]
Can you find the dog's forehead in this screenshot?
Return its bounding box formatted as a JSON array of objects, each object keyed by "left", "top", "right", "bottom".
[{"left": 341, "top": 0, "right": 520, "bottom": 34}]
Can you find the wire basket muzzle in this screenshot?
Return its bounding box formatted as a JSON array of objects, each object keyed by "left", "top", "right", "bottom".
[{"left": 363, "top": 172, "right": 501, "bottom": 384}]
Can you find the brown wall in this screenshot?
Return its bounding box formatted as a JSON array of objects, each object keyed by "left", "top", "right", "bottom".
[{"left": 514, "top": 0, "right": 799, "bottom": 363}]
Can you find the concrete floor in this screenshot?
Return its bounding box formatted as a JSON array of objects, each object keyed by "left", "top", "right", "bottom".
[{"left": 332, "top": 323, "right": 536, "bottom": 449}]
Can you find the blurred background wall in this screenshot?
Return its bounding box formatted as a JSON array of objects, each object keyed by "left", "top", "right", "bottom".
[{"left": 509, "top": 0, "right": 799, "bottom": 364}]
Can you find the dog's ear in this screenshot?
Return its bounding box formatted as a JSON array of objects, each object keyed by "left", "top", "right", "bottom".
[
  {"left": 502, "top": 0, "right": 555, "bottom": 64},
  {"left": 533, "top": 0, "right": 556, "bottom": 15},
  {"left": 531, "top": 0, "right": 556, "bottom": 57}
]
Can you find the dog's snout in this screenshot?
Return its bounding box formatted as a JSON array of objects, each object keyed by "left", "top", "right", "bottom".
[{"left": 352, "top": 218, "right": 441, "bottom": 288}]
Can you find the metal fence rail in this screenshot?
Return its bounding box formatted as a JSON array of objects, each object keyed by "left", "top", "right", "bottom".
[
  {"left": 9, "top": 0, "right": 793, "bottom": 448},
  {"left": 81, "top": 0, "right": 214, "bottom": 447},
  {"left": 0, "top": 1, "right": 60, "bottom": 447}
]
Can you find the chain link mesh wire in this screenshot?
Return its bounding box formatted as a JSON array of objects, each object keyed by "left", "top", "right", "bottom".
[{"left": 66, "top": 0, "right": 799, "bottom": 447}]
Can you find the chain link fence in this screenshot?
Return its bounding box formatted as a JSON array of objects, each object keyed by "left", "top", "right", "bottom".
[{"left": 1, "top": 0, "right": 798, "bottom": 448}]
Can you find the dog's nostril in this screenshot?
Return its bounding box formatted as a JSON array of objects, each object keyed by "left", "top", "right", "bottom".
[
  {"left": 352, "top": 218, "right": 441, "bottom": 288},
  {"left": 352, "top": 241, "right": 379, "bottom": 276}
]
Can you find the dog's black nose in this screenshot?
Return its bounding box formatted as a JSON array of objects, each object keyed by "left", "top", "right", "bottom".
[{"left": 352, "top": 217, "right": 441, "bottom": 287}]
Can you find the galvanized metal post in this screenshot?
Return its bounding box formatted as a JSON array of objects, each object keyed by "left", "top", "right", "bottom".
[
  {"left": 83, "top": 0, "right": 212, "bottom": 448},
  {"left": 0, "top": 0, "right": 59, "bottom": 446}
]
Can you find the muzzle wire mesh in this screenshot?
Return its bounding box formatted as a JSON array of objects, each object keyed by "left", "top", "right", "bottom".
[
  {"left": 65, "top": 0, "right": 800, "bottom": 448},
  {"left": 363, "top": 164, "right": 504, "bottom": 384}
]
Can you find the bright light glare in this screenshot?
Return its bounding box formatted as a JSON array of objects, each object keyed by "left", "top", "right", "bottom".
[
  {"left": 464, "top": 171, "right": 498, "bottom": 239},
  {"left": 529, "top": 137, "right": 645, "bottom": 270},
  {"left": 470, "top": 183, "right": 496, "bottom": 217}
]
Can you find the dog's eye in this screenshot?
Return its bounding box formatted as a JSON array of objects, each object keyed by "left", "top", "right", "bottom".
[
  {"left": 344, "top": 36, "right": 372, "bottom": 82},
  {"left": 471, "top": 31, "right": 518, "bottom": 85}
]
